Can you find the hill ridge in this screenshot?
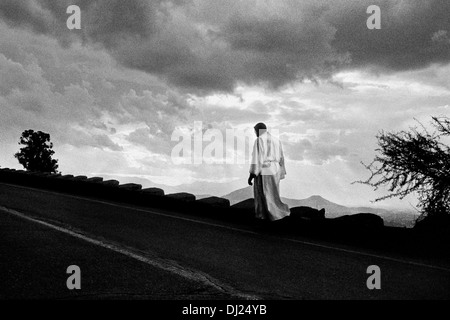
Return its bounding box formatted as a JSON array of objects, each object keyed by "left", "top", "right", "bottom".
[{"left": 222, "top": 186, "right": 418, "bottom": 227}]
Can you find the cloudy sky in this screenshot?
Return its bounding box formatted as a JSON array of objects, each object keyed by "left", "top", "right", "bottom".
[{"left": 0, "top": 0, "right": 449, "bottom": 209}]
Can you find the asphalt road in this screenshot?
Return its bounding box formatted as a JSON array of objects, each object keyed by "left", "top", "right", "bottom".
[{"left": 0, "top": 182, "right": 449, "bottom": 300}]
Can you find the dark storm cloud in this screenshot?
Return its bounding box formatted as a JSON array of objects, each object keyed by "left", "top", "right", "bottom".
[
  {"left": 329, "top": 0, "right": 450, "bottom": 72},
  {"left": 39, "top": 0, "right": 160, "bottom": 47},
  {"left": 0, "top": 0, "right": 54, "bottom": 34},
  {"left": 221, "top": 13, "right": 344, "bottom": 88},
  {"left": 1, "top": 0, "right": 449, "bottom": 93}
]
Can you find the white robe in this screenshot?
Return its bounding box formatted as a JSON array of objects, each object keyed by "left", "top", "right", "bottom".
[{"left": 249, "top": 132, "right": 290, "bottom": 221}]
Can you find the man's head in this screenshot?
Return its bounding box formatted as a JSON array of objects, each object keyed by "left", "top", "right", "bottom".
[{"left": 254, "top": 122, "right": 267, "bottom": 137}]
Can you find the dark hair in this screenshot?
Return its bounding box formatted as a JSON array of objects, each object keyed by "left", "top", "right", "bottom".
[{"left": 254, "top": 122, "right": 267, "bottom": 131}]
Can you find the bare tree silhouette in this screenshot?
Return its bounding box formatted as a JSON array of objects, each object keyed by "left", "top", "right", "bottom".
[{"left": 357, "top": 116, "right": 450, "bottom": 220}]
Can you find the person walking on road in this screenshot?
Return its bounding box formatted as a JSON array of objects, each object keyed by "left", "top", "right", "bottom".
[{"left": 248, "top": 123, "right": 290, "bottom": 222}]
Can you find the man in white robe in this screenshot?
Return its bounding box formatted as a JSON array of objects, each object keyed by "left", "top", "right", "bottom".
[{"left": 248, "top": 123, "right": 290, "bottom": 221}]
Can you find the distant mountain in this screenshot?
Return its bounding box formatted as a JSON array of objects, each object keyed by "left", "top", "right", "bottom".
[
  {"left": 222, "top": 186, "right": 254, "bottom": 204},
  {"left": 222, "top": 186, "right": 418, "bottom": 227},
  {"left": 91, "top": 174, "right": 241, "bottom": 198},
  {"left": 92, "top": 174, "right": 181, "bottom": 194},
  {"left": 195, "top": 194, "right": 214, "bottom": 200},
  {"left": 222, "top": 186, "right": 349, "bottom": 215}
]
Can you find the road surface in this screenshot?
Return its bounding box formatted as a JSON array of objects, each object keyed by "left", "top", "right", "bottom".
[{"left": 1, "top": 182, "right": 449, "bottom": 299}]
